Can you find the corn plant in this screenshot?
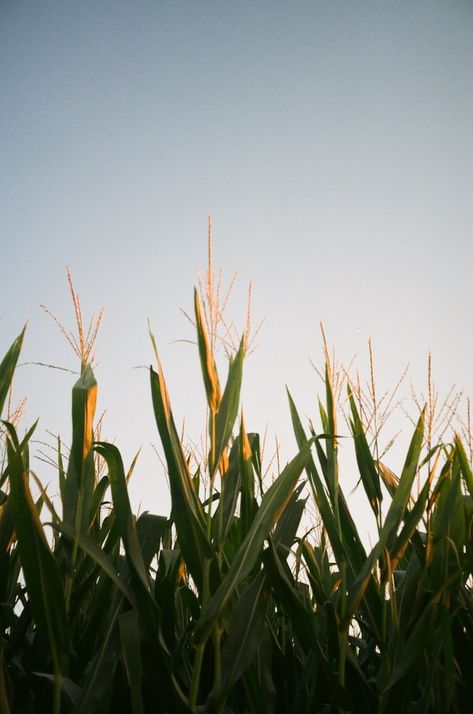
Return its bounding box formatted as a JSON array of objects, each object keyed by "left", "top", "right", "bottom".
[{"left": 0, "top": 276, "right": 472, "bottom": 713}]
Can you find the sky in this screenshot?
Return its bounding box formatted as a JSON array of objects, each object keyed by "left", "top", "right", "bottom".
[{"left": 2, "top": 1, "right": 473, "bottom": 534}]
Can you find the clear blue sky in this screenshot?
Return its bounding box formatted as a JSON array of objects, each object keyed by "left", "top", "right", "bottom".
[{"left": 2, "top": 1, "right": 473, "bottom": 528}]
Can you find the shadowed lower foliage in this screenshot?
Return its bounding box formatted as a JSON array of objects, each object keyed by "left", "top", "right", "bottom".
[{"left": 1, "top": 288, "right": 473, "bottom": 714}]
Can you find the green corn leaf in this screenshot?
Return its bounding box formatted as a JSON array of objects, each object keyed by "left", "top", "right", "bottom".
[
  {"left": 194, "top": 289, "right": 221, "bottom": 414},
  {"left": 94, "top": 443, "right": 169, "bottom": 656},
  {"left": 239, "top": 418, "right": 258, "bottom": 535},
  {"left": 155, "top": 548, "right": 182, "bottom": 646},
  {"left": 210, "top": 337, "right": 245, "bottom": 477},
  {"left": 94, "top": 443, "right": 149, "bottom": 591},
  {"left": 381, "top": 602, "right": 438, "bottom": 694},
  {"left": 455, "top": 434, "right": 473, "bottom": 497},
  {"left": 51, "top": 521, "right": 135, "bottom": 605},
  {"left": 193, "top": 444, "right": 310, "bottom": 645},
  {"left": 87, "top": 475, "right": 110, "bottom": 532},
  {"left": 263, "top": 541, "right": 352, "bottom": 710},
  {"left": 0, "top": 327, "right": 25, "bottom": 418},
  {"left": 7, "top": 428, "right": 70, "bottom": 677},
  {"left": 287, "top": 390, "right": 369, "bottom": 579},
  {"left": 208, "top": 571, "right": 267, "bottom": 712},
  {"left": 150, "top": 363, "right": 212, "bottom": 590},
  {"left": 429, "top": 451, "right": 465, "bottom": 595},
  {"left": 63, "top": 365, "right": 97, "bottom": 530},
  {"left": 136, "top": 512, "right": 168, "bottom": 571},
  {"left": 118, "top": 609, "right": 144, "bottom": 714},
  {"left": 73, "top": 599, "right": 121, "bottom": 713},
  {"left": 324, "top": 363, "right": 339, "bottom": 503},
  {"left": 304, "top": 540, "right": 340, "bottom": 605},
  {"left": 348, "top": 386, "right": 383, "bottom": 516},
  {"left": 272, "top": 485, "right": 306, "bottom": 559},
  {"left": 389, "top": 473, "right": 431, "bottom": 570},
  {"left": 0, "top": 419, "right": 38, "bottom": 489},
  {"left": 212, "top": 437, "right": 241, "bottom": 546},
  {"left": 345, "top": 408, "right": 425, "bottom": 621},
  {"left": 384, "top": 407, "right": 426, "bottom": 551}
]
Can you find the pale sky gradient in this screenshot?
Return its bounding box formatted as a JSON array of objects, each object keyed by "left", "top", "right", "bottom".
[{"left": 2, "top": 1, "right": 473, "bottom": 530}]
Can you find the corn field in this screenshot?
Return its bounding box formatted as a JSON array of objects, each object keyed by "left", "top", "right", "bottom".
[{"left": 1, "top": 283, "right": 473, "bottom": 714}]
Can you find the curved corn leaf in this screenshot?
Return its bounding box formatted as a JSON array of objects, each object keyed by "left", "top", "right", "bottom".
[
  {"left": 136, "top": 512, "right": 168, "bottom": 571},
  {"left": 263, "top": 541, "right": 352, "bottom": 710},
  {"left": 150, "top": 363, "right": 212, "bottom": 590},
  {"left": 239, "top": 416, "right": 258, "bottom": 535},
  {"left": 93, "top": 441, "right": 175, "bottom": 691},
  {"left": 455, "top": 434, "right": 473, "bottom": 497},
  {"left": 348, "top": 386, "right": 383, "bottom": 516},
  {"left": 118, "top": 609, "right": 144, "bottom": 714},
  {"left": 194, "top": 289, "right": 221, "bottom": 414},
  {"left": 345, "top": 408, "right": 425, "bottom": 622},
  {"left": 193, "top": 444, "right": 310, "bottom": 645},
  {"left": 73, "top": 599, "right": 122, "bottom": 713},
  {"left": 63, "top": 365, "right": 97, "bottom": 530},
  {"left": 0, "top": 327, "right": 25, "bottom": 418},
  {"left": 7, "top": 428, "right": 70, "bottom": 677},
  {"left": 94, "top": 443, "right": 149, "bottom": 591},
  {"left": 210, "top": 337, "right": 245, "bottom": 477},
  {"left": 209, "top": 571, "right": 267, "bottom": 710},
  {"left": 51, "top": 521, "right": 135, "bottom": 605},
  {"left": 212, "top": 437, "right": 241, "bottom": 546},
  {"left": 272, "top": 484, "right": 306, "bottom": 559}
]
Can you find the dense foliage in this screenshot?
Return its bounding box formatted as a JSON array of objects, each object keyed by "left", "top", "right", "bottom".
[{"left": 1, "top": 288, "right": 473, "bottom": 713}]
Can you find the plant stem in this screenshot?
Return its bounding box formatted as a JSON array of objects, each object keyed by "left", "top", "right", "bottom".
[
  {"left": 213, "top": 625, "right": 223, "bottom": 692},
  {"left": 189, "top": 644, "right": 205, "bottom": 712},
  {"left": 190, "top": 558, "right": 211, "bottom": 710},
  {"left": 53, "top": 672, "right": 62, "bottom": 714}
]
